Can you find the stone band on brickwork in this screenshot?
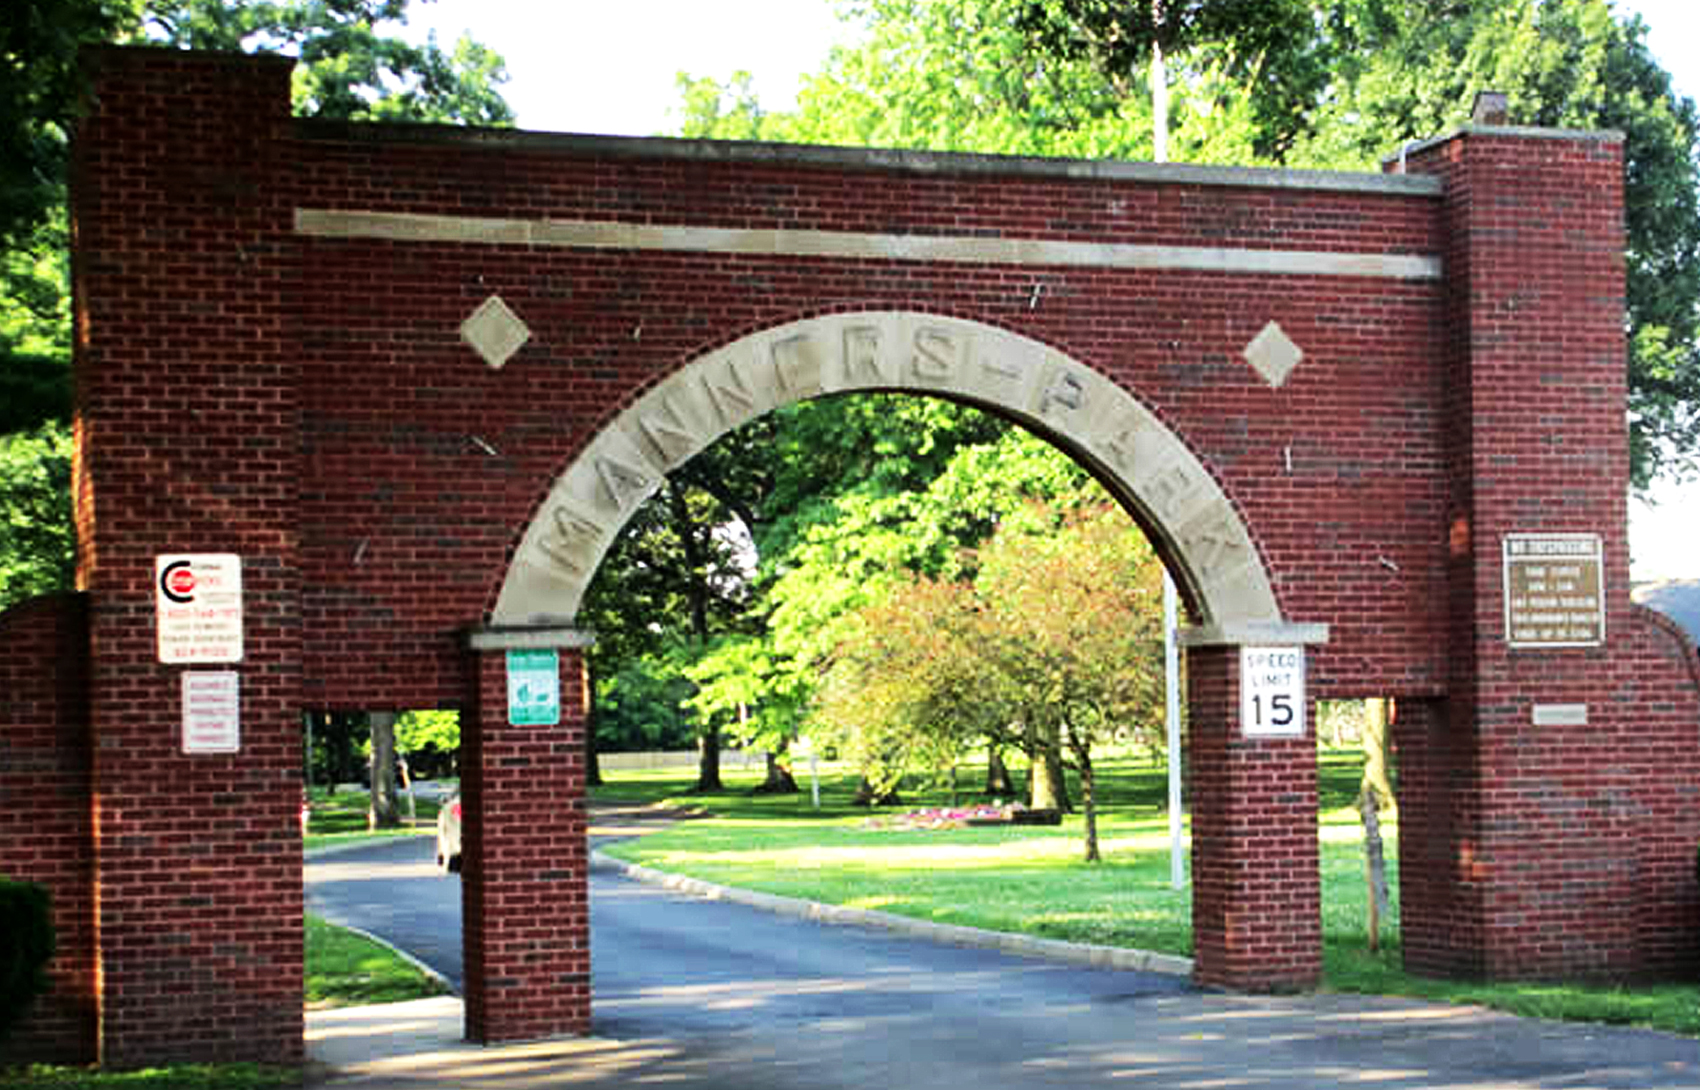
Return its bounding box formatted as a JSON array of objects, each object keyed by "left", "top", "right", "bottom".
[{"left": 296, "top": 209, "right": 1443, "bottom": 281}]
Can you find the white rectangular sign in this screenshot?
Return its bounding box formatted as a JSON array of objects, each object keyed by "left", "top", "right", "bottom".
[
  {"left": 156, "top": 554, "right": 244, "bottom": 664},
  {"left": 1240, "top": 646, "right": 1306, "bottom": 738},
  {"left": 181, "top": 671, "right": 240, "bottom": 754}
]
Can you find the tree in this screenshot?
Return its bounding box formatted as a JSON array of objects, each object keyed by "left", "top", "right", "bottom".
[
  {"left": 581, "top": 469, "right": 758, "bottom": 791},
  {"left": 0, "top": 0, "right": 126, "bottom": 252},
  {"left": 1013, "top": 0, "right": 1333, "bottom": 161},
  {"left": 1287, "top": 0, "right": 1700, "bottom": 487},
  {"left": 0, "top": 423, "right": 74, "bottom": 610},
  {"left": 135, "top": 0, "right": 513, "bottom": 125},
  {"left": 974, "top": 501, "right": 1167, "bottom": 860},
  {"left": 815, "top": 498, "right": 1168, "bottom": 860},
  {"left": 395, "top": 708, "right": 460, "bottom": 778}
]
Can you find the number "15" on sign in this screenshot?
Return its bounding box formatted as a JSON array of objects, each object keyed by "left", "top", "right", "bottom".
[{"left": 1241, "top": 646, "right": 1305, "bottom": 738}]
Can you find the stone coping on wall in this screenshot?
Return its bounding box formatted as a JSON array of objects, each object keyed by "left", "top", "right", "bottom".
[
  {"left": 295, "top": 117, "right": 1446, "bottom": 198},
  {"left": 463, "top": 625, "right": 597, "bottom": 651}
]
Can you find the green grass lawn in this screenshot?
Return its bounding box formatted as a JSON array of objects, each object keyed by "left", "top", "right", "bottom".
[
  {"left": 596, "top": 750, "right": 1700, "bottom": 1038},
  {"left": 303, "top": 784, "right": 445, "bottom": 851},
  {"left": 305, "top": 913, "right": 451, "bottom": 1008}
]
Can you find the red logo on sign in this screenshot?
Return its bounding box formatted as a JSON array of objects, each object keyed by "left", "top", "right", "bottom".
[{"left": 168, "top": 569, "right": 197, "bottom": 595}]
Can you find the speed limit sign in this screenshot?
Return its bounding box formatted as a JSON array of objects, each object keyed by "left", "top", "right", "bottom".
[{"left": 1240, "top": 646, "right": 1305, "bottom": 738}]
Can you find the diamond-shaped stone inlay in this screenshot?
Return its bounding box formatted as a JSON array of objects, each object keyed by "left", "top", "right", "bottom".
[
  {"left": 1242, "top": 320, "right": 1303, "bottom": 388},
  {"left": 461, "top": 294, "right": 531, "bottom": 370}
]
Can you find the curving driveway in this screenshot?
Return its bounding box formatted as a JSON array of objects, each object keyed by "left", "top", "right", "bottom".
[{"left": 306, "top": 835, "right": 1700, "bottom": 1089}]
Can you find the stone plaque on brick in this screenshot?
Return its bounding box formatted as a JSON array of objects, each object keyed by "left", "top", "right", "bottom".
[{"left": 1502, "top": 533, "right": 1604, "bottom": 647}]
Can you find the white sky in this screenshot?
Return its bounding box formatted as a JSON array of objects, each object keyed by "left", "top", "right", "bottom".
[{"left": 404, "top": 0, "right": 1696, "bottom": 580}]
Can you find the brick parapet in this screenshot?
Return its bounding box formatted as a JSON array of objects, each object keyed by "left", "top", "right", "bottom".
[{"left": 0, "top": 594, "right": 95, "bottom": 1065}]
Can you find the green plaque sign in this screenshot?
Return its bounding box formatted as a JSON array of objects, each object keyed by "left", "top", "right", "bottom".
[{"left": 506, "top": 649, "right": 560, "bottom": 726}]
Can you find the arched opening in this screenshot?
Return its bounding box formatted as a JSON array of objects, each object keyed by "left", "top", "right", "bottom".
[
  {"left": 493, "top": 311, "right": 1310, "bottom": 642},
  {"left": 452, "top": 312, "right": 1329, "bottom": 1042}
]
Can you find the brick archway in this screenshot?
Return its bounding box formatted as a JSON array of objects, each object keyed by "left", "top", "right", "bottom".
[
  {"left": 460, "top": 310, "right": 1331, "bottom": 1039},
  {"left": 2, "top": 46, "right": 1696, "bottom": 1072}
]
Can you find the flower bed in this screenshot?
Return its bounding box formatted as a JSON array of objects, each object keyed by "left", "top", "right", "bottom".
[{"left": 868, "top": 804, "right": 1060, "bottom": 830}]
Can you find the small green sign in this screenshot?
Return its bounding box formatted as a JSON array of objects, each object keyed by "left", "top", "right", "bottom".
[{"left": 506, "top": 649, "right": 560, "bottom": 726}]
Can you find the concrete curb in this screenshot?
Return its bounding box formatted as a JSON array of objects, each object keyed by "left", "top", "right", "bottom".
[
  {"left": 305, "top": 831, "right": 435, "bottom": 860},
  {"left": 592, "top": 849, "right": 1195, "bottom": 978}
]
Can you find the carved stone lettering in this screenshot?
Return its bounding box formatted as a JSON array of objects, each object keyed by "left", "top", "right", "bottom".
[
  {"left": 912, "top": 327, "right": 963, "bottom": 380},
  {"left": 594, "top": 455, "right": 653, "bottom": 512},
  {"left": 701, "top": 358, "right": 758, "bottom": 424},
  {"left": 980, "top": 351, "right": 1030, "bottom": 389},
  {"left": 1040, "top": 370, "right": 1087, "bottom": 419},
  {"left": 1143, "top": 464, "right": 1198, "bottom": 520},
  {"left": 1100, "top": 424, "right": 1140, "bottom": 472},
  {"left": 636, "top": 397, "right": 702, "bottom": 466},
  {"left": 842, "top": 325, "right": 891, "bottom": 384},
  {"left": 535, "top": 504, "right": 604, "bottom": 577},
  {"left": 496, "top": 311, "right": 1285, "bottom": 632},
  {"left": 772, "top": 334, "right": 823, "bottom": 396},
  {"left": 1181, "top": 516, "right": 1246, "bottom": 578}
]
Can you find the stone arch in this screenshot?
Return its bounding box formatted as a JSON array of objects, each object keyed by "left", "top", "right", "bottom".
[{"left": 495, "top": 310, "right": 1300, "bottom": 637}]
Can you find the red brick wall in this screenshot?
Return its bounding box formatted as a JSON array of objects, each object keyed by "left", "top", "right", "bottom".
[
  {"left": 0, "top": 594, "right": 95, "bottom": 1065},
  {"left": 71, "top": 49, "right": 304, "bottom": 1067},
  {"left": 18, "top": 47, "right": 1694, "bottom": 1068},
  {"left": 462, "top": 643, "right": 591, "bottom": 1041}
]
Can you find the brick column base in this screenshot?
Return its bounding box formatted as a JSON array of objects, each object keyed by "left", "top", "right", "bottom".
[
  {"left": 462, "top": 629, "right": 593, "bottom": 1042},
  {"left": 1186, "top": 644, "right": 1322, "bottom": 991}
]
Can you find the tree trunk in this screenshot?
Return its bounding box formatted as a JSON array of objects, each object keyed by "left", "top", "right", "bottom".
[
  {"left": 755, "top": 751, "right": 799, "bottom": 794},
  {"left": 586, "top": 661, "right": 603, "bottom": 787},
  {"left": 1078, "top": 740, "right": 1100, "bottom": 863},
  {"left": 670, "top": 481, "right": 725, "bottom": 794},
  {"left": 696, "top": 721, "right": 724, "bottom": 792},
  {"left": 398, "top": 750, "right": 417, "bottom": 826},
  {"left": 368, "top": 711, "right": 399, "bottom": 830},
  {"left": 1027, "top": 722, "right": 1072, "bottom": 814},
  {"left": 1359, "top": 790, "right": 1389, "bottom": 952},
  {"left": 853, "top": 777, "right": 901, "bottom": 807},
  {"left": 1359, "top": 697, "right": 1394, "bottom": 952},
  {"left": 984, "top": 745, "right": 1016, "bottom": 798},
  {"left": 1362, "top": 697, "right": 1396, "bottom": 814}
]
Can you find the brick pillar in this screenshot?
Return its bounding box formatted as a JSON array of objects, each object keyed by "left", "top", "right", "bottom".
[
  {"left": 1402, "top": 126, "right": 1659, "bottom": 979},
  {"left": 1184, "top": 643, "right": 1321, "bottom": 991},
  {"left": 72, "top": 50, "right": 302, "bottom": 1066},
  {"left": 462, "top": 629, "right": 593, "bottom": 1042}
]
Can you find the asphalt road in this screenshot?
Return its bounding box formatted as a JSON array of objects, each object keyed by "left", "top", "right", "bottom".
[{"left": 306, "top": 837, "right": 1700, "bottom": 1089}]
